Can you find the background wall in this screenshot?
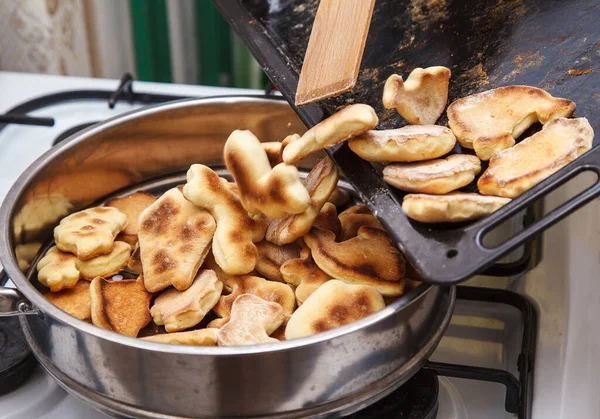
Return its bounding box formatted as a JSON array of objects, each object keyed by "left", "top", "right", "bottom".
[{"left": 0, "top": 0, "right": 265, "bottom": 89}]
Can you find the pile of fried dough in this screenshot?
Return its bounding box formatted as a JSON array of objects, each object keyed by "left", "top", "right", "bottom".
[{"left": 38, "top": 68, "right": 594, "bottom": 346}]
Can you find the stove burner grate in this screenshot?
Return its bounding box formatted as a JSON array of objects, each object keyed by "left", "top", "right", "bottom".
[{"left": 0, "top": 316, "right": 36, "bottom": 396}]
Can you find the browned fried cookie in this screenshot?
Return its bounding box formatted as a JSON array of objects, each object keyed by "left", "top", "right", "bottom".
[
  {"left": 183, "top": 164, "right": 264, "bottom": 275},
  {"left": 285, "top": 280, "right": 385, "bottom": 339},
  {"left": 338, "top": 204, "right": 384, "bottom": 241},
  {"left": 282, "top": 104, "right": 379, "bottom": 164},
  {"left": 348, "top": 125, "right": 456, "bottom": 163},
  {"left": 37, "top": 246, "right": 80, "bottom": 292},
  {"left": 383, "top": 154, "right": 482, "bottom": 194},
  {"left": 262, "top": 141, "right": 284, "bottom": 166},
  {"left": 106, "top": 192, "right": 157, "bottom": 236},
  {"left": 280, "top": 248, "right": 332, "bottom": 306},
  {"left": 138, "top": 188, "right": 216, "bottom": 293},
  {"left": 478, "top": 117, "right": 594, "bottom": 198},
  {"left": 208, "top": 275, "right": 295, "bottom": 328},
  {"left": 313, "top": 202, "right": 342, "bottom": 238},
  {"left": 115, "top": 233, "right": 138, "bottom": 247},
  {"left": 224, "top": 130, "right": 310, "bottom": 219},
  {"left": 447, "top": 85, "right": 576, "bottom": 160},
  {"left": 402, "top": 193, "right": 511, "bottom": 223},
  {"left": 90, "top": 277, "right": 152, "bottom": 337},
  {"left": 142, "top": 329, "right": 219, "bottom": 346},
  {"left": 150, "top": 270, "right": 222, "bottom": 332},
  {"left": 54, "top": 207, "right": 128, "bottom": 260},
  {"left": 217, "top": 294, "right": 284, "bottom": 346},
  {"left": 77, "top": 241, "right": 131, "bottom": 280},
  {"left": 44, "top": 280, "right": 91, "bottom": 320},
  {"left": 304, "top": 227, "right": 406, "bottom": 296},
  {"left": 327, "top": 187, "right": 350, "bottom": 207},
  {"left": 382, "top": 67, "right": 451, "bottom": 125},
  {"left": 255, "top": 240, "right": 301, "bottom": 282},
  {"left": 266, "top": 157, "right": 339, "bottom": 245}
]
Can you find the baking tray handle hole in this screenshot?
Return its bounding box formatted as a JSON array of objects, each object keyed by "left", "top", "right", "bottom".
[
  {"left": 446, "top": 249, "right": 458, "bottom": 259},
  {"left": 478, "top": 162, "right": 600, "bottom": 253}
]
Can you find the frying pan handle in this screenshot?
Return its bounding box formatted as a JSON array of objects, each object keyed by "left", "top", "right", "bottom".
[
  {"left": 478, "top": 146, "right": 600, "bottom": 255},
  {"left": 0, "top": 270, "right": 38, "bottom": 317}
]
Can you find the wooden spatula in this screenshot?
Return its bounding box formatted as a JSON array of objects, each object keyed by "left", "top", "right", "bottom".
[{"left": 295, "top": 0, "right": 376, "bottom": 107}]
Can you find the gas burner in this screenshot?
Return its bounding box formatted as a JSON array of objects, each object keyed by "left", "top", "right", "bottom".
[
  {"left": 349, "top": 369, "right": 439, "bottom": 419},
  {"left": 0, "top": 316, "right": 36, "bottom": 395}
]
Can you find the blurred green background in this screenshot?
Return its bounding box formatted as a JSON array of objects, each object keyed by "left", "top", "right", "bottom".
[{"left": 129, "top": 0, "right": 267, "bottom": 89}]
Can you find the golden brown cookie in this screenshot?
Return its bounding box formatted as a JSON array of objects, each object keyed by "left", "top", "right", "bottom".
[
  {"left": 382, "top": 66, "right": 451, "bottom": 125},
  {"left": 150, "top": 270, "right": 223, "bottom": 332},
  {"left": 282, "top": 104, "right": 379, "bottom": 164},
  {"left": 447, "top": 85, "right": 576, "bottom": 160},
  {"left": 327, "top": 187, "right": 350, "bottom": 207},
  {"left": 89, "top": 277, "right": 152, "bottom": 337},
  {"left": 141, "top": 329, "right": 219, "bottom": 345},
  {"left": 266, "top": 157, "right": 339, "bottom": 245},
  {"left": 208, "top": 275, "right": 295, "bottom": 328},
  {"left": 304, "top": 227, "right": 405, "bottom": 296},
  {"left": 138, "top": 188, "right": 216, "bottom": 293},
  {"left": 127, "top": 242, "right": 142, "bottom": 274},
  {"left": 313, "top": 202, "right": 342, "bottom": 238},
  {"left": 224, "top": 130, "right": 310, "bottom": 219},
  {"left": 183, "top": 164, "right": 263, "bottom": 275},
  {"left": 77, "top": 241, "right": 131, "bottom": 280},
  {"left": 262, "top": 141, "right": 284, "bottom": 166},
  {"left": 254, "top": 240, "right": 301, "bottom": 282},
  {"left": 383, "top": 154, "right": 481, "bottom": 194},
  {"left": 106, "top": 192, "right": 157, "bottom": 236},
  {"left": 285, "top": 280, "right": 385, "bottom": 339},
  {"left": 402, "top": 192, "right": 511, "bottom": 223},
  {"left": 338, "top": 204, "right": 384, "bottom": 241},
  {"left": 217, "top": 294, "right": 285, "bottom": 346},
  {"left": 37, "top": 246, "right": 80, "bottom": 292},
  {"left": 54, "top": 207, "right": 128, "bottom": 260},
  {"left": 44, "top": 280, "right": 91, "bottom": 320},
  {"left": 348, "top": 125, "right": 456, "bottom": 163},
  {"left": 280, "top": 248, "right": 332, "bottom": 306},
  {"left": 478, "top": 117, "right": 594, "bottom": 198}
]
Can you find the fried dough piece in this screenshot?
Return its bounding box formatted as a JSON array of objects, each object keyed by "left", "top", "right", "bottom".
[
  {"left": 183, "top": 164, "right": 264, "bottom": 275},
  {"left": 255, "top": 240, "right": 301, "bottom": 282},
  {"left": 77, "top": 241, "right": 131, "bottom": 280},
  {"left": 262, "top": 141, "right": 284, "bottom": 166},
  {"left": 44, "top": 280, "right": 91, "bottom": 320},
  {"left": 127, "top": 242, "right": 142, "bottom": 274},
  {"left": 150, "top": 269, "right": 223, "bottom": 332},
  {"left": 224, "top": 130, "right": 310, "bottom": 218},
  {"left": 338, "top": 204, "right": 384, "bottom": 241},
  {"left": 478, "top": 117, "right": 594, "bottom": 198},
  {"left": 54, "top": 207, "right": 128, "bottom": 260},
  {"left": 141, "top": 328, "right": 219, "bottom": 346},
  {"left": 280, "top": 248, "right": 332, "bottom": 306},
  {"left": 285, "top": 280, "right": 385, "bottom": 339},
  {"left": 382, "top": 67, "right": 451, "bottom": 125},
  {"left": 402, "top": 192, "right": 511, "bottom": 223},
  {"left": 305, "top": 227, "right": 405, "bottom": 296},
  {"left": 327, "top": 187, "right": 350, "bottom": 207},
  {"left": 90, "top": 277, "right": 152, "bottom": 337},
  {"left": 348, "top": 125, "right": 456, "bottom": 163},
  {"left": 282, "top": 104, "right": 379, "bottom": 164},
  {"left": 447, "top": 85, "right": 576, "bottom": 160},
  {"left": 37, "top": 246, "right": 80, "bottom": 292},
  {"left": 138, "top": 188, "right": 216, "bottom": 293},
  {"left": 208, "top": 275, "right": 295, "bottom": 328},
  {"left": 383, "top": 154, "right": 481, "bottom": 194},
  {"left": 217, "top": 294, "right": 284, "bottom": 346},
  {"left": 313, "top": 202, "right": 342, "bottom": 238},
  {"left": 106, "top": 192, "right": 157, "bottom": 236},
  {"left": 266, "top": 157, "right": 339, "bottom": 245}
]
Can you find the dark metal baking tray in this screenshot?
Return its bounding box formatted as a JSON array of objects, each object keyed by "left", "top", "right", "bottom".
[{"left": 214, "top": 0, "right": 600, "bottom": 284}]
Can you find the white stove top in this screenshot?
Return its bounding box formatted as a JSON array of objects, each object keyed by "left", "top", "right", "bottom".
[{"left": 0, "top": 71, "right": 598, "bottom": 419}]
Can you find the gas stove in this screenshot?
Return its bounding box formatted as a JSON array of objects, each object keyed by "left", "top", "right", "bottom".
[{"left": 0, "top": 71, "right": 598, "bottom": 419}]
